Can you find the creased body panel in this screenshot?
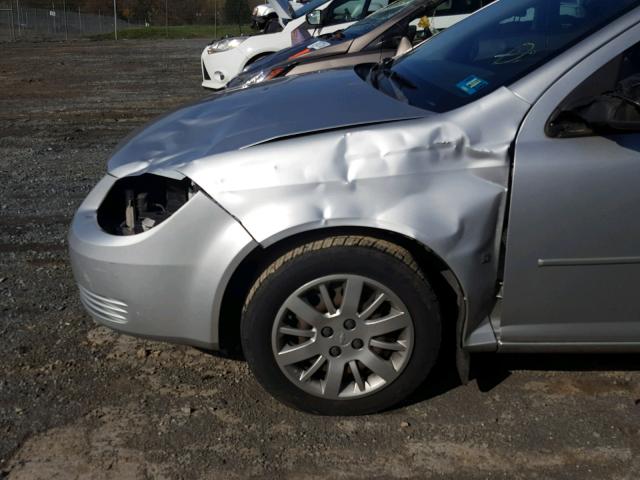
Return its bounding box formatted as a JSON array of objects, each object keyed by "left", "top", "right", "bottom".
[
  {"left": 180, "top": 87, "right": 531, "bottom": 341},
  {"left": 108, "top": 69, "right": 427, "bottom": 178}
]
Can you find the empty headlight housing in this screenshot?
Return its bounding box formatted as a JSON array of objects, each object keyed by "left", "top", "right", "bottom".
[{"left": 97, "top": 174, "right": 199, "bottom": 236}]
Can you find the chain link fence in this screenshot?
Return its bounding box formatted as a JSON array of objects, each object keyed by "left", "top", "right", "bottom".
[
  {"left": 0, "top": 0, "right": 258, "bottom": 42},
  {"left": 0, "top": 2, "right": 141, "bottom": 41}
]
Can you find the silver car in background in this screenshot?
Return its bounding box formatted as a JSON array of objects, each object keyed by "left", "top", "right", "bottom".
[{"left": 70, "top": 0, "right": 640, "bottom": 415}]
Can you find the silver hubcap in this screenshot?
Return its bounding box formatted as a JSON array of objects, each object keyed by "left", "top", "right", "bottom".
[{"left": 271, "top": 274, "right": 414, "bottom": 400}]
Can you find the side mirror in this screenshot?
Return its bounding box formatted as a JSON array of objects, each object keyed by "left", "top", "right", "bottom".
[
  {"left": 395, "top": 37, "right": 412, "bottom": 57},
  {"left": 306, "top": 10, "right": 322, "bottom": 26},
  {"left": 548, "top": 94, "right": 640, "bottom": 138}
]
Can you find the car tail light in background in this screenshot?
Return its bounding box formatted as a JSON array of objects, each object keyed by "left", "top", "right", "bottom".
[
  {"left": 266, "top": 66, "right": 289, "bottom": 80},
  {"left": 289, "top": 48, "right": 312, "bottom": 60}
]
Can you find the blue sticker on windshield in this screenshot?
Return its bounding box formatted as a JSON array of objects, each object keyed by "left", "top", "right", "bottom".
[{"left": 457, "top": 75, "right": 489, "bottom": 95}]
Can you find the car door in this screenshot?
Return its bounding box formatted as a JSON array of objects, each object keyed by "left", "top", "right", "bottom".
[{"left": 500, "top": 23, "right": 640, "bottom": 348}]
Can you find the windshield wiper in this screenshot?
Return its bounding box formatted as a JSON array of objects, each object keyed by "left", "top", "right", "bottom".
[
  {"left": 388, "top": 70, "right": 417, "bottom": 90},
  {"left": 368, "top": 57, "right": 416, "bottom": 93},
  {"left": 369, "top": 57, "right": 395, "bottom": 85},
  {"left": 367, "top": 59, "right": 387, "bottom": 89}
]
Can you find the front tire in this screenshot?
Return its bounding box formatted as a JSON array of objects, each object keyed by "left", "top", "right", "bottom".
[{"left": 241, "top": 236, "right": 442, "bottom": 415}]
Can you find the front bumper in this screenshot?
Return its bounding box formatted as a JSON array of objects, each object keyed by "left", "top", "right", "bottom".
[
  {"left": 69, "top": 175, "right": 257, "bottom": 349},
  {"left": 202, "top": 61, "right": 224, "bottom": 91},
  {"left": 201, "top": 47, "right": 245, "bottom": 90}
]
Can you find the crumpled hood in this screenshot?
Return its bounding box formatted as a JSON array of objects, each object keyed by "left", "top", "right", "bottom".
[{"left": 107, "top": 68, "right": 428, "bottom": 178}]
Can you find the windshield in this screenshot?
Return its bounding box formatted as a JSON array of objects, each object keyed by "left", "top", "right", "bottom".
[
  {"left": 293, "top": 0, "right": 332, "bottom": 18},
  {"left": 374, "top": 0, "right": 640, "bottom": 112},
  {"left": 340, "top": 0, "right": 420, "bottom": 39}
]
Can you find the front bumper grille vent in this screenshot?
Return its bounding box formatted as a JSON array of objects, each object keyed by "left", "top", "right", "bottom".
[
  {"left": 79, "top": 285, "right": 129, "bottom": 324},
  {"left": 202, "top": 62, "right": 211, "bottom": 81}
]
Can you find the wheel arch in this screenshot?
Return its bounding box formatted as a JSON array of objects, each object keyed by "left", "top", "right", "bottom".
[
  {"left": 216, "top": 225, "right": 468, "bottom": 380},
  {"left": 243, "top": 50, "right": 276, "bottom": 69}
]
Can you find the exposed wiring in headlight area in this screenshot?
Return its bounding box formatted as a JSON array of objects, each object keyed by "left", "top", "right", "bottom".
[
  {"left": 207, "top": 37, "right": 248, "bottom": 54},
  {"left": 97, "top": 174, "right": 200, "bottom": 236}
]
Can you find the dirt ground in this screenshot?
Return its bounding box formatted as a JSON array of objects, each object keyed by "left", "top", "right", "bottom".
[{"left": 1, "top": 39, "right": 640, "bottom": 480}]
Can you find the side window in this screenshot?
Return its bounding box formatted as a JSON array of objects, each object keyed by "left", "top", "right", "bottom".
[
  {"left": 367, "top": 0, "right": 389, "bottom": 15},
  {"left": 405, "top": 15, "right": 433, "bottom": 45},
  {"left": 325, "top": 0, "right": 368, "bottom": 24},
  {"left": 559, "top": 1, "right": 586, "bottom": 20},
  {"left": 434, "top": 0, "right": 486, "bottom": 16},
  {"left": 365, "top": 14, "right": 433, "bottom": 52},
  {"left": 547, "top": 42, "right": 640, "bottom": 138},
  {"left": 430, "top": 0, "right": 494, "bottom": 31},
  {"left": 499, "top": 7, "right": 535, "bottom": 25}
]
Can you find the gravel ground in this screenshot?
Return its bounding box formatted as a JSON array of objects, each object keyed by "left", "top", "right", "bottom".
[{"left": 1, "top": 39, "right": 640, "bottom": 480}]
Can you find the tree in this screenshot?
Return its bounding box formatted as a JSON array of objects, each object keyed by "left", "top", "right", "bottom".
[
  {"left": 78, "top": 0, "right": 234, "bottom": 25},
  {"left": 127, "top": 0, "right": 163, "bottom": 23},
  {"left": 223, "top": 0, "right": 249, "bottom": 26}
]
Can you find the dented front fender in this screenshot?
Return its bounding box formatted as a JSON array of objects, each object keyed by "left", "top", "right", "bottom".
[{"left": 178, "top": 86, "right": 531, "bottom": 341}]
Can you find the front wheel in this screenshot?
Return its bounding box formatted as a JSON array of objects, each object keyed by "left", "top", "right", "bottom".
[{"left": 241, "top": 236, "right": 442, "bottom": 415}]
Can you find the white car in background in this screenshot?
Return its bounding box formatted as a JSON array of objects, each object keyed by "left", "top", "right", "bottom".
[
  {"left": 201, "top": 0, "right": 392, "bottom": 89},
  {"left": 251, "top": 0, "right": 306, "bottom": 32},
  {"left": 203, "top": 0, "right": 494, "bottom": 89}
]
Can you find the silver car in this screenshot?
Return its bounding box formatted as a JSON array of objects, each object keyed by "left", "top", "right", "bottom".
[{"left": 70, "top": 0, "right": 640, "bottom": 415}]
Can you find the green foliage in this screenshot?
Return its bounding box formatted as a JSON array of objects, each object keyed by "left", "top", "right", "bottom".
[
  {"left": 80, "top": 0, "right": 230, "bottom": 25},
  {"left": 223, "top": 0, "right": 250, "bottom": 25},
  {"left": 27, "top": 0, "right": 254, "bottom": 27}
]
